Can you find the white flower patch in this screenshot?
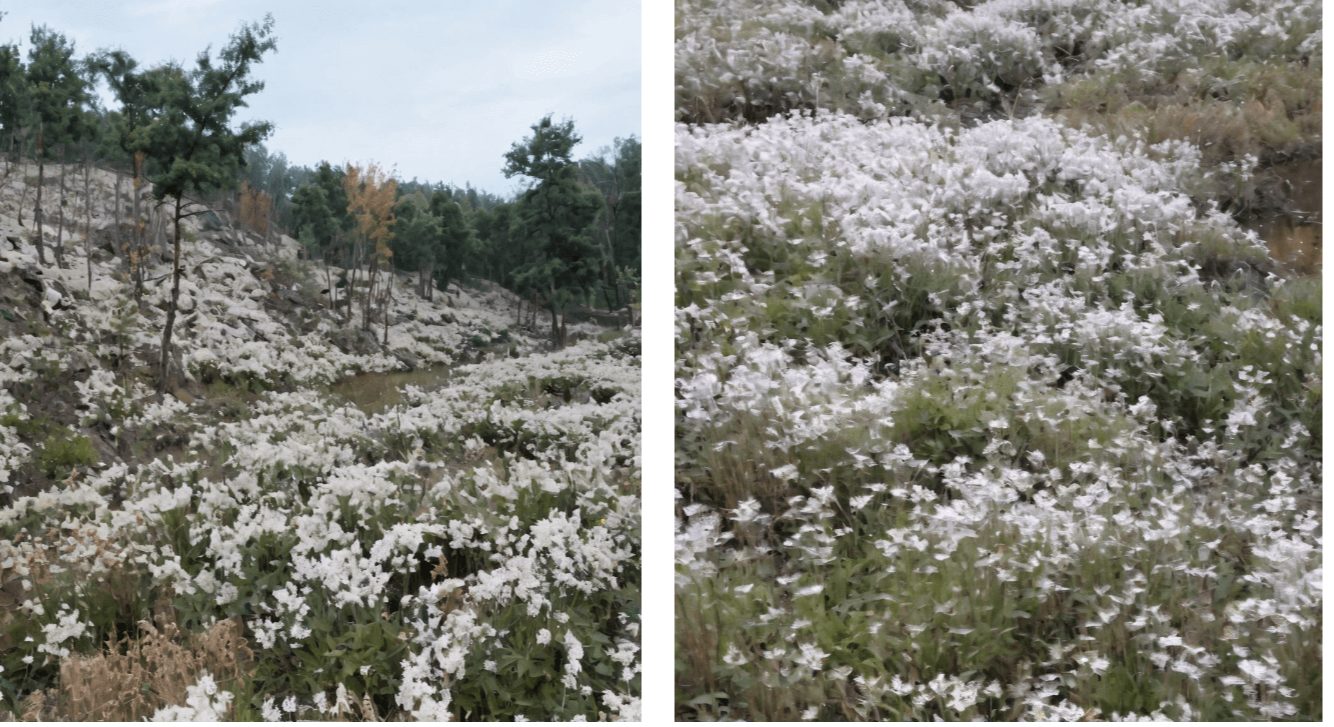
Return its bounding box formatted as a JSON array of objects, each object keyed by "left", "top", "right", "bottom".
[
  {"left": 675, "top": 3, "right": 1319, "bottom": 717},
  {"left": 150, "top": 672, "right": 234, "bottom": 721}
]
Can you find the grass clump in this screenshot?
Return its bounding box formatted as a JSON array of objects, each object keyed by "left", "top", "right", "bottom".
[{"left": 36, "top": 431, "right": 98, "bottom": 480}]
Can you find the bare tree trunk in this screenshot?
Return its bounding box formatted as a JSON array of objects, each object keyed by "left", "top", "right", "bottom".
[
  {"left": 601, "top": 226, "right": 618, "bottom": 311},
  {"left": 549, "top": 283, "right": 559, "bottom": 344},
  {"left": 14, "top": 135, "right": 27, "bottom": 228},
  {"left": 383, "top": 276, "right": 391, "bottom": 346},
  {"left": 361, "top": 253, "right": 374, "bottom": 332},
  {"left": 324, "top": 252, "right": 334, "bottom": 311},
  {"left": 83, "top": 144, "right": 94, "bottom": 293},
  {"left": 158, "top": 195, "right": 184, "bottom": 395},
  {"left": 0, "top": 135, "right": 15, "bottom": 201},
  {"left": 113, "top": 169, "right": 123, "bottom": 259},
  {"left": 55, "top": 146, "right": 67, "bottom": 268},
  {"left": 132, "top": 153, "right": 145, "bottom": 304},
  {"left": 346, "top": 242, "right": 358, "bottom": 325},
  {"left": 35, "top": 125, "right": 47, "bottom": 267}
]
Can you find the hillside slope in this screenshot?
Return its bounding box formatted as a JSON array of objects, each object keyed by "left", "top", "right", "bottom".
[{"left": 0, "top": 161, "right": 642, "bottom": 721}]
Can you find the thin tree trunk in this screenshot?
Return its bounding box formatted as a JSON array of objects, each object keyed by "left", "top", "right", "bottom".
[
  {"left": 55, "top": 146, "right": 67, "bottom": 268},
  {"left": 83, "top": 144, "right": 94, "bottom": 293},
  {"left": 361, "top": 253, "right": 374, "bottom": 332},
  {"left": 548, "top": 282, "right": 560, "bottom": 346},
  {"left": 324, "top": 253, "right": 334, "bottom": 311},
  {"left": 35, "top": 125, "right": 47, "bottom": 267},
  {"left": 0, "top": 135, "right": 14, "bottom": 200},
  {"left": 14, "top": 135, "right": 26, "bottom": 228},
  {"left": 158, "top": 195, "right": 184, "bottom": 395},
  {"left": 113, "top": 169, "right": 123, "bottom": 259},
  {"left": 383, "top": 276, "right": 391, "bottom": 346},
  {"left": 602, "top": 223, "right": 618, "bottom": 311},
  {"left": 132, "top": 153, "right": 145, "bottom": 304},
  {"left": 347, "top": 242, "right": 358, "bottom": 325}
]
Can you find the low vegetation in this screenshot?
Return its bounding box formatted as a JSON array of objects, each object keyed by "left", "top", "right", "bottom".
[{"left": 676, "top": 0, "right": 1320, "bottom": 720}]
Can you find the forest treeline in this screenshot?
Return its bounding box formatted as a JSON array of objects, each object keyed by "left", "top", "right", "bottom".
[{"left": 0, "top": 14, "right": 641, "bottom": 370}]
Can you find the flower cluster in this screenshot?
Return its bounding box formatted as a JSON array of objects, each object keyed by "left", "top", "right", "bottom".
[
  {"left": 675, "top": 2, "right": 1320, "bottom": 717},
  {"left": 676, "top": 0, "right": 1320, "bottom": 122},
  {"left": 0, "top": 162, "right": 640, "bottom": 721}
]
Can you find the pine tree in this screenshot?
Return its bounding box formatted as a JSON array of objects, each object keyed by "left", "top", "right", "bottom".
[
  {"left": 0, "top": 39, "right": 25, "bottom": 206},
  {"left": 429, "top": 191, "right": 474, "bottom": 290},
  {"left": 26, "top": 26, "right": 92, "bottom": 268},
  {"left": 579, "top": 136, "right": 641, "bottom": 313},
  {"left": 503, "top": 115, "right": 603, "bottom": 347},
  {"left": 138, "top": 15, "right": 277, "bottom": 393},
  {"left": 91, "top": 49, "right": 160, "bottom": 301},
  {"left": 392, "top": 195, "right": 443, "bottom": 300}
]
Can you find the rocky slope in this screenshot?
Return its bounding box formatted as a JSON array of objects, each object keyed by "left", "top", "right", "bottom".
[{"left": 0, "top": 160, "right": 641, "bottom": 720}]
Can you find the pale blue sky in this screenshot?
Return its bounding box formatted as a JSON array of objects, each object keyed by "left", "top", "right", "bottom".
[{"left": 0, "top": 0, "right": 641, "bottom": 197}]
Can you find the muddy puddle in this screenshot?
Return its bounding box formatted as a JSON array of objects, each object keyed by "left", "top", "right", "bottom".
[
  {"left": 331, "top": 366, "right": 454, "bottom": 414},
  {"left": 1247, "top": 157, "right": 1321, "bottom": 277}
]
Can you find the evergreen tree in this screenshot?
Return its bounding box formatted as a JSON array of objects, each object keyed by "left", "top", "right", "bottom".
[
  {"left": 428, "top": 190, "right": 473, "bottom": 288},
  {"left": 0, "top": 38, "right": 26, "bottom": 196},
  {"left": 92, "top": 48, "right": 161, "bottom": 300},
  {"left": 470, "top": 202, "right": 525, "bottom": 287},
  {"left": 502, "top": 115, "right": 602, "bottom": 347},
  {"left": 391, "top": 194, "right": 443, "bottom": 299},
  {"left": 290, "top": 182, "right": 334, "bottom": 254},
  {"left": 25, "top": 25, "right": 93, "bottom": 268},
  {"left": 579, "top": 136, "right": 641, "bottom": 312},
  {"left": 138, "top": 15, "right": 277, "bottom": 393},
  {"left": 294, "top": 161, "right": 352, "bottom": 254},
  {"left": 0, "top": 34, "right": 24, "bottom": 150}
]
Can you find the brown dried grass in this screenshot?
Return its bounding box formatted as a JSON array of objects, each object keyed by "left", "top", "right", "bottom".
[{"left": 52, "top": 618, "right": 252, "bottom": 722}]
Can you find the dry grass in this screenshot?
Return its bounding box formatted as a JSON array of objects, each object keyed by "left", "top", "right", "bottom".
[
  {"left": 16, "top": 618, "right": 254, "bottom": 722},
  {"left": 1048, "top": 59, "right": 1321, "bottom": 173}
]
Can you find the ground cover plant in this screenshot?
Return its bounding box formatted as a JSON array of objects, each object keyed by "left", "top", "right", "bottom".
[
  {"left": 676, "top": 0, "right": 1319, "bottom": 720},
  {"left": 0, "top": 158, "right": 642, "bottom": 720}
]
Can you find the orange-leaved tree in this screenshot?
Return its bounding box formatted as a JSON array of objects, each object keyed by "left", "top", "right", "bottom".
[
  {"left": 238, "top": 181, "right": 273, "bottom": 239},
  {"left": 343, "top": 162, "right": 397, "bottom": 334}
]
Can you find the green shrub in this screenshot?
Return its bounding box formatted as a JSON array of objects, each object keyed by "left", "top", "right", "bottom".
[{"left": 37, "top": 431, "right": 98, "bottom": 480}]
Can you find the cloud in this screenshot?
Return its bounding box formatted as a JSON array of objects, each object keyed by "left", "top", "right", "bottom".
[
  {"left": 522, "top": 50, "right": 583, "bottom": 80},
  {"left": 124, "top": 0, "right": 229, "bottom": 18}
]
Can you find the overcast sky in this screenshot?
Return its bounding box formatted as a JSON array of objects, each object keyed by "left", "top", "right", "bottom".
[{"left": 0, "top": 0, "right": 640, "bottom": 197}]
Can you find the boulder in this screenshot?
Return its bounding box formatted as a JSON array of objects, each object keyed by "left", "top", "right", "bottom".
[
  {"left": 17, "top": 265, "right": 43, "bottom": 291},
  {"left": 395, "top": 351, "right": 422, "bottom": 370},
  {"left": 42, "top": 279, "right": 69, "bottom": 309}
]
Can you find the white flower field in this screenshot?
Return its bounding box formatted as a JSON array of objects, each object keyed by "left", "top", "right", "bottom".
[
  {"left": 675, "top": 0, "right": 1320, "bottom": 720},
  {"left": 0, "top": 163, "right": 640, "bottom": 721}
]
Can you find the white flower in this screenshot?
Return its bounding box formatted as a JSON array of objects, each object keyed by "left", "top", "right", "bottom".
[
  {"left": 722, "top": 644, "right": 748, "bottom": 666},
  {"left": 261, "top": 697, "right": 281, "bottom": 722},
  {"left": 793, "top": 642, "right": 829, "bottom": 671}
]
